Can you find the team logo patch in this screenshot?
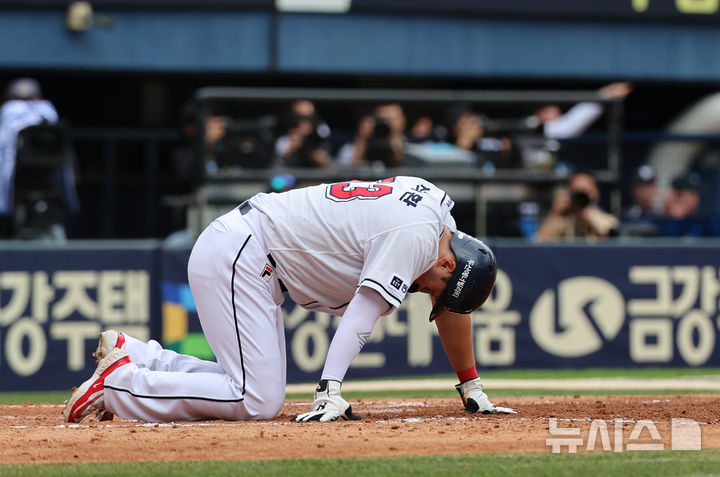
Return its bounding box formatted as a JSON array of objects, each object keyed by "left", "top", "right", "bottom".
[
  {"left": 391, "top": 276, "right": 404, "bottom": 290},
  {"left": 260, "top": 263, "right": 274, "bottom": 282},
  {"left": 401, "top": 284, "right": 409, "bottom": 294}
]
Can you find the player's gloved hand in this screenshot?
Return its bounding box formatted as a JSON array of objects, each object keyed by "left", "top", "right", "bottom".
[
  {"left": 455, "top": 377, "right": 517, "bottom": 414},
  {"left": 292, "top": 379, "right": 361, "bottom": 422}
]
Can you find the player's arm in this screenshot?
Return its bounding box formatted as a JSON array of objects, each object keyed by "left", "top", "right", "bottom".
[
  {"left": 435, "top": 310, "right": 475, "bottom": 372},
  {"left": 435, "top": 310, "right": 516, "bottom": 414},
  {"left": 292, "top": 286, "right": 390, "bottom": 422}
]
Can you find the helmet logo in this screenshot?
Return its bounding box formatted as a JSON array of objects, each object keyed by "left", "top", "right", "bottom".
[{"left": 451, "top": 259, "right": 475, "bottom": 299}]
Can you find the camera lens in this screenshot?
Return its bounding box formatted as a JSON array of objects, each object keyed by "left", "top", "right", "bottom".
[
  {"left": 570, "top": 191, "right": 591, "bottom": 209},
  {"left": 373, "top": 118, "right": 391, "bottom": 139}
]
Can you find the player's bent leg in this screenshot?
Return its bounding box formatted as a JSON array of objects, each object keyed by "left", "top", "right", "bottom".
[
  {"left": 103, "top": 362, "right": 255, "bottom": 422},
  {"left": 90, "top": 210, "right": 287, "bottom": 423},
  {"left": 97, "top": 331, "right": 226, "bottom": 375},
  {"left": 240, "top": 307, "right": 287, "bottom": 419},
  {"left": 241, "top": 357, "right": 286, "bottom": 419},
  {"left": 187, "top": 208, "right": 287, "bottom": 420},
  {"left": 122, "top": 333, "right": 226, "bottom": 374}
]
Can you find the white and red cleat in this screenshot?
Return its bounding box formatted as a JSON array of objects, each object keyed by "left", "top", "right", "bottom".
[
  {"left": 92, "top": 330, "right": 126, "bottom": 364},
  {"left": 63, "top": 348, "right": 130, "bottom": 423}
]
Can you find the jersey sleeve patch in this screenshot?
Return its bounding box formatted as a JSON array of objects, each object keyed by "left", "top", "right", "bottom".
[
  {"left": 359, "top": 222, "right": 438, "bottom": 311},
  {"left": 359, "top": 274, "right": 409, "bottom": 308}
]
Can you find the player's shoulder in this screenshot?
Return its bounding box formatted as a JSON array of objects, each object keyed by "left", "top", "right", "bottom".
[
  {"left": 393, "top": 175, "right": 436, "bottom": 187},
  {"left": 393, "top": 176, "right": 451, "bottom": 204}
]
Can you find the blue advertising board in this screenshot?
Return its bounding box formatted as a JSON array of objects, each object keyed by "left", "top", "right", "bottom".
[
  {"left": 489, "top": 245, "right": 720, "bottom": 369},
  {"left": 0, "top": 244, "right": 160, "bottom": 391},
  {"left": 161, "top": 244, "right": 720, "bottom": 384},
  {"left": 2, "top": 242, "right": 720, "bottom": 391}
]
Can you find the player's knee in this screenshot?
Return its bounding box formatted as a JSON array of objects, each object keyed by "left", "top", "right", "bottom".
[
  {"left": 245, "top": 386, "right": 285, "bottom": 420},
  {"left": 254, "top": 395, "right": 285, "bottom": 420},
  {"left": 249, "top": 404, "right": 282, "bottom": 420}
]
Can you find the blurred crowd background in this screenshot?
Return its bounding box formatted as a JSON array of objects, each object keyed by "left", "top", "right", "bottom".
[{"left": 3, "top": 0, "right": 720, "bottom": 243}]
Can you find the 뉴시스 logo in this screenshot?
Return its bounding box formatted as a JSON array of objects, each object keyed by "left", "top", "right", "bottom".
[{"left": 546, "top": 417, "right": 701, "bottom": 453}]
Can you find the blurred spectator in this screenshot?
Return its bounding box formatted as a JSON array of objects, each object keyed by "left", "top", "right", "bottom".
[
  {"left": 174, "top": 99, "right": 276, "bottom": 176},
  {"left": 620, "top": 171, "right": 720, "bottom": 237},
  {"left": 0, "top": 77, "right": 78, "bottom": 239},
  {"left": 208, "top": 113, "right": 275, "bottom": 171},
  {"left": 446, "top": 104, "right": 518, "bottom": 169},
  {"left": 171, "top": 100, "right": 216, "bottom": 192},
  {"left": 274, "top": 100, "right": 331, "bottom": 169},
  {"left": 641, "top": 172, "right": 720, "bottom": 237},
  {"left": 515, "top": 81, "right": 633, "bottom": 170},
  {"left": 173, "top": 100, "right": 231, "bottom": 178},
  {"left": 336, "top": 103, "right": 406, "bottom": 167},
  {"left": 537, "top": 82, "right": 633, "bottom": 139},
  {"left": 624, "top": 165, "right": 659, "bottom": 220},
  {"left": 663, "top": 173, "right": 701, "bottom": 219},
  {"left": 536, "top": 170, "right": 619, "bottom": 242},
  {"left": 204, "top": 115, "right": 230, "bottom": 167},
  {"left": 408, "top": 115, "right": 443, "bottom": 144},
  {"left": 448, "top": 105, "right": 484, "bottom": 151}
]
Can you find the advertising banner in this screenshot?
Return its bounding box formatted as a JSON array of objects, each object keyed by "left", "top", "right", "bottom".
[
  {"left": 492, "top": 246, "right": 720, "bottom": 369},
  {"left": 3, "top": 243, "right": 720, "bottom": 391},
  {"left": 160, "top": 244, "right": 720, "bottom": 384},
  {"left": 0, "top": 246, "right": 159, "bottom": 391}
]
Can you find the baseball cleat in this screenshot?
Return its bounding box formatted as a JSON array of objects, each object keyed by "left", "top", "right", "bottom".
[
  {"left": 92, "top": 330, "right": 126, "bottom": 364},
  {"left": 63, "top": 348, "right": 130, "bottom": 423}
]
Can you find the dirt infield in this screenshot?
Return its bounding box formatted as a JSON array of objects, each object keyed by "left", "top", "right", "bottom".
[{"left": 2, "top": 395, "right": 719, "bottom": 463}]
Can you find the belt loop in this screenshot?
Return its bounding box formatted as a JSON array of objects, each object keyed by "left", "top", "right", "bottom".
[
  {"left": 267, "top": 253, "right": 277, "bottom": 267},
  {"left": 267, "top": 252, "right": 287, "bottom": 293}
]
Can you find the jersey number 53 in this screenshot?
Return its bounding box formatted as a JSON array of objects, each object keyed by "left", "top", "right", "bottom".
[{"left": 325, "top": 178, "right": 396, "bottom": 202}]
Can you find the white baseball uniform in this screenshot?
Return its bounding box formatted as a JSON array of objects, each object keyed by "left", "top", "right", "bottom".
[{"left": 103, "top": 176, "right": 456, "bottom": 422}]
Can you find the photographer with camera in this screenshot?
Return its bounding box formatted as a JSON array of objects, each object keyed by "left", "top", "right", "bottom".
[
  {"left": 536, "top": 170, "right": 619, "bottom": 242},
  {"left": 446, "top": 104, "right": 519, "bottom": 169},
  {"left": 336, "top": 103, "right": 406, "bottom": 168},
  {"left": 275, "top": 100, "right": 331, "bottom": 169}
]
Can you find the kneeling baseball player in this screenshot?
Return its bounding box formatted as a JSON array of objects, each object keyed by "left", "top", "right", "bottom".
[{"left": 63, "top": 176, "right": 516, "bottom": 423}]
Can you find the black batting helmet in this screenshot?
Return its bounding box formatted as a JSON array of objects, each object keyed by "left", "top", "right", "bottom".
[{"left": 429, "top": 231, "right": 497, "bottom": 321}]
